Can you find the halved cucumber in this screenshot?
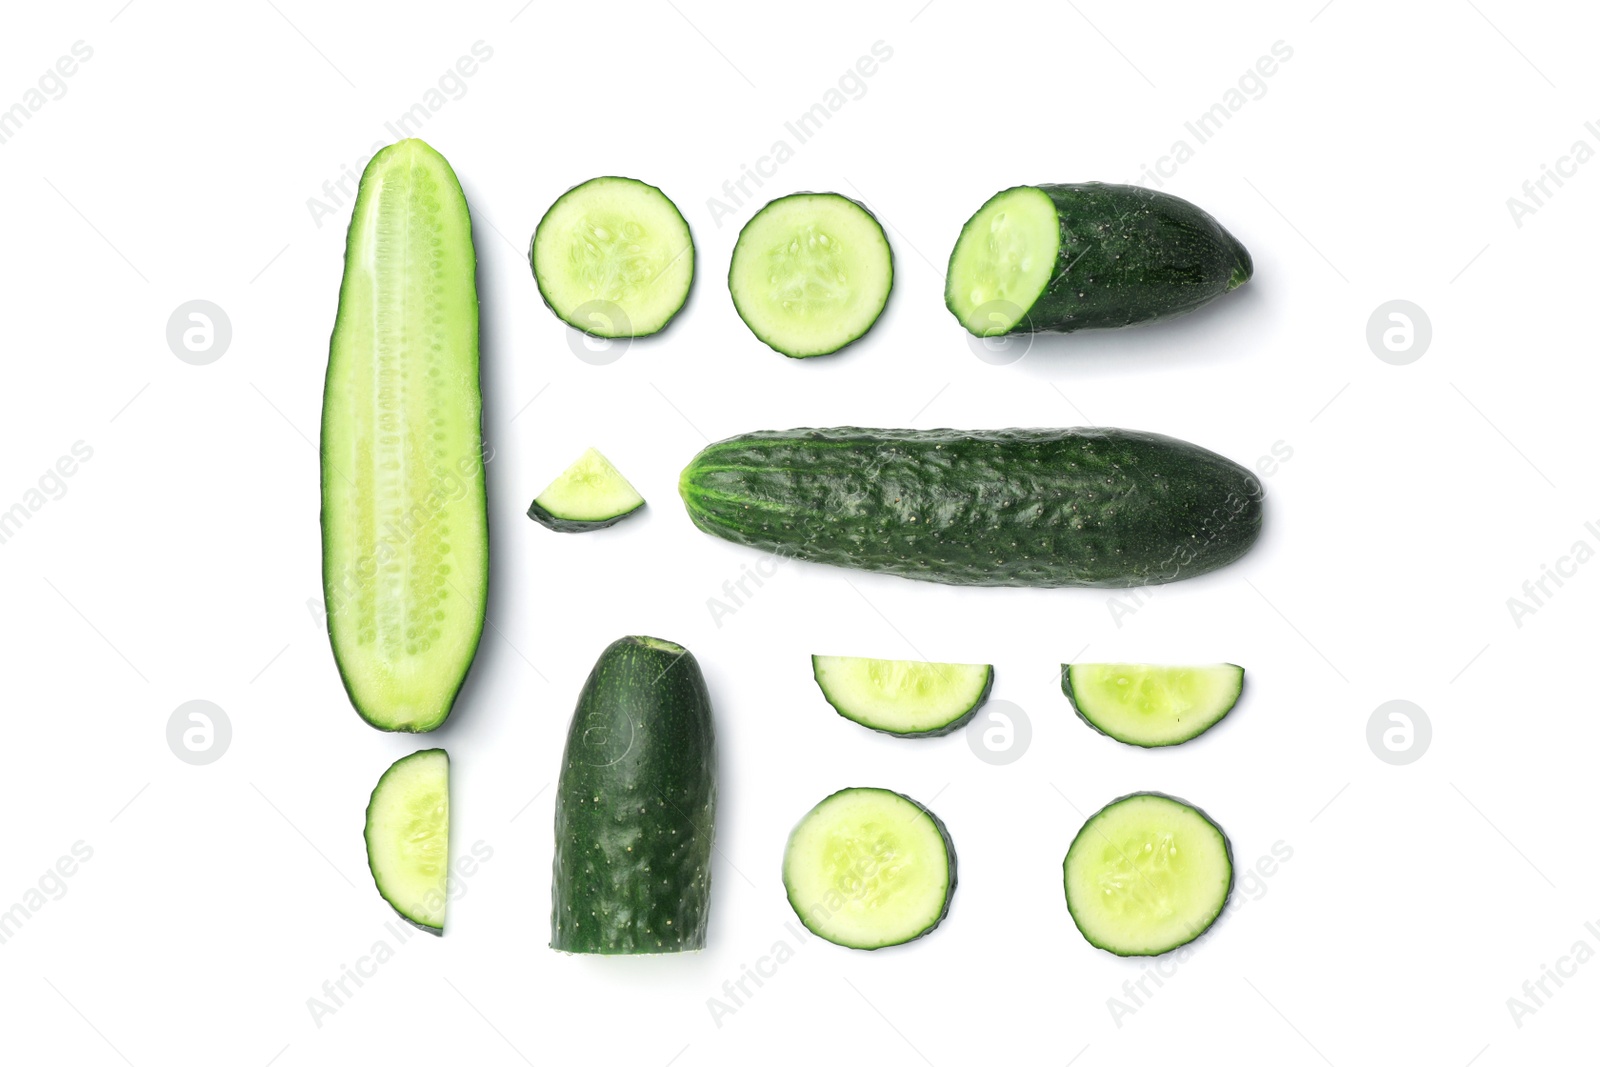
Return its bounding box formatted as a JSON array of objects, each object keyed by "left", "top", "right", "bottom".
[
  {"left": 531, "top": 176, "right": 695, "bottom": 337},
  {"left": 365, "top": 749, "right": 450, "bottom": 934},
  {"left": 527, "top": 447, "right": 645, "bottom": 532},
  {"left": 812, "top": 655, "right": 992, "bottom": 737},
  {"left": 322, "top": 139, "right": 487, "bottom": 733},
  {"left": 783, "top": 787, "right": 955, "bottom": 950},
  {"left": 1064, "top": 792, "right": 1232, "bottom": 957},
  {"left": 728, "top": 193, "right": 893, "bottom": 358},
  {"left": 1063, "top": 663, "right": 1243, "bottom": 747},
  {"left": 946, "top": 183, "right": 1252, "bottom": 336}
]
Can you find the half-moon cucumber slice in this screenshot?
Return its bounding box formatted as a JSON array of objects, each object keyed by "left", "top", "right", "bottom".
[
  {"left": 1063, "top": 663, "right": 1243, "bottom": 747},
  {"left": 812, "top": 655, "right": 992, "bottom": 737},
  {"left": 365, "top": 749, "right": 450, "bottom": 934}
]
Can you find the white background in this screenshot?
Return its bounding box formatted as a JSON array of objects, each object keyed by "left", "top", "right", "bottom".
[{"left": 1, "top": 1, "right": 1595, "bottom": 1063}]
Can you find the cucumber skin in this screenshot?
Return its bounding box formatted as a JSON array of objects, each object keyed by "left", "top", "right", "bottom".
[
  {"left": 551, "top": 637, "right": 717, "bottom": 954},
  {"left": 321, "top": 139, "right": 487, "bottom": 734},
  {"left": 952, "top": 183, "right": 1252, "bottom": 335},
  {"left": 526, "top": 498, "right": 644, "bottom": 533},
  {"left": 680, "top": 428, "right": 1263, "bottom": 588},
  {"left": 1062, "top": 664, "right": 1244, "bottom": 748},
  {"left": 813, "top": 658, "right": 994, "bottom": 738},
  {"left": 364, "top": 748, "right": 448, "bottom": 937},
  {"left": 1064, "top": 791, "right": 1234, "bottom": 957},
  {"left": 785, "top": 787, "right": 957, "bottom": 950}
]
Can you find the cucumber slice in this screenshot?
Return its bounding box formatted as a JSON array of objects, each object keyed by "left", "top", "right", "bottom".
[
  {"left": 365, "top": 749, "right": 450, "bottom": 934},
  {"left": 1063, "top": 663, "right": 1243, "bottom": 747},
  {"left": 1064, "top": 792, "right": 1233, "bottom": 957},
  {"left": 531, "top": 176, "right": 694, "bottom": 337},
  {"left": 782, "top": 787, "right": 955, "bottom": 950},
  {"left": 811, "top": 655, "right": 993, "bottom": 737},
  {"left": 322, "top": 139, "right": 487, "bottom": 733},
  {"left": 527, "top": 447, "right": 645, "bottom": 532},
  {"left": 728, "top": 193, "right": 893, "bottom": 358}
]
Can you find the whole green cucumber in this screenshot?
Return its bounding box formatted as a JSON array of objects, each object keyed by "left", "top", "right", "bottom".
[
  {"left": 679, "top": 428, "right": 1262, "bottom": 588},
  {"left": 551, "top": 636, "right": 717, "bottom": 954},
  {"left": 946, "top": 183, "right": 1252, "bottom": 335}
]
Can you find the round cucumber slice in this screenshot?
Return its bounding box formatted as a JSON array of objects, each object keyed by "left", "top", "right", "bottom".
[
  {"left": 1063, "top": 792, "right": 1232, "bottom": 957},
  {"left": 1064, "top": 663, "right": 1244, "bottom": 747},
  {"left": 812, "top": 655, "right": 992, "bottom": 737},
  {"left": 783, "top": 787, "right": 955, "bottom": 950},
  {"left": 531, "top": 176, "right": 695, "bottom": 338},
  {"left": 945, "top": 185, "right": 1059, "bottom": 335},
  {"left": 728, "top": 193, "right": 893, "bottom": 358},
  {"left": 527, "top": 447, "right": 645, "bottom": 532},
  {"left": 365, "top": 749, "right": 450, "bottom": 934}
]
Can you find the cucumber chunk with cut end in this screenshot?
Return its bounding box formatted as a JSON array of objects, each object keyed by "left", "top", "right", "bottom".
[
  {"left": 1064, "top": 792, "right": 1233, "bottom": 957},
  {"left": 1064, "top": 663, "right": 1243, "bottom": 747},
  {"left": 527, "top": 447, "right": 645, "bottom": 532},
  {"left": 729, "top": 193, "right": 893, "bottom": 358},
  {"left": 531, "top": 176, "right": 695, "bottom": 337},
  {"left": 946, "top": 183, "right": 1252, "bottom": 336},
  {"left": 322, "top": 138, "right": 487, "bottom": 733},
  {"left": 365, "top": 749, "right": 450, "bottom": 934},
  {"left": 812, "top": 655, "right": 993, "bottom": 737},
  {"left": 783, "top": 787, "right": 955, "bottom": 950}
]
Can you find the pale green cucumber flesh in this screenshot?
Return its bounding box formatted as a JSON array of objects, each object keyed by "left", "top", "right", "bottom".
[
  {"left": 365, "top": 749, "right": 450, "bottom": 933},
  {"left": 812, "top": 655, "right": 992, "bottom": 736},
  {"left": 1064, "top": 664, "right": 1243, "bottom": 747},
  {"left": 729, "top": 193, "right": 893, "bottom": 358},
  {"left": 783, "top": 787, "right": 955, "bottom": 950},
  {"left": 527, "top": 447, "right": 645, "bottom": 532},
  {"left": 322, "top": 138, "right": 487, "bottom": 733},
  {"left": 531, "top": 176, "right": 694, "bottom": 337},
  {"left": 1064, "top": 792, "right": 1233, "bottom": 957},
  {"left": 944, "top": 186, "right": 1058, "bottom": 334}
]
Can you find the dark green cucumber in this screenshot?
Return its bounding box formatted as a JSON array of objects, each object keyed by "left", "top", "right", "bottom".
[
  {"left": 679, "top": 428, "right": 1263, "bottom": 588},
  {"left": 551, "top": 636, "right": 716, "bottom": 954},
  {"left": 946, "top": 183, "right": 1251, "bottom": 336}
]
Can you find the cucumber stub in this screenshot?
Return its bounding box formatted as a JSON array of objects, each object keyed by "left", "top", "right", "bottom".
[
  {"left": 527, "top": 447, "right": 645, "bottom": 532},
  {"left": 783, "top": 787, "right": 955, "bottom": 950},
  {"left": 1063, "top": 663, "right": 1243, "bottom": 747},
  {"left": 729, "top": 193, "right": 893, "bottom": 358},
  {"left": 946, "top": 183, "right": 1252, "bottom": 336},
  {"left": 365, "top": 749, "right": 450, "bottom": 934},
  {"left": 531, "top": 176, "right": 695, "bottom": 337},
  {"left": 811, "top": 655, "right": 993, "bottom": 737},
  {"left": 1064, "top": 792, "right": 1233, "bottom": 957}
]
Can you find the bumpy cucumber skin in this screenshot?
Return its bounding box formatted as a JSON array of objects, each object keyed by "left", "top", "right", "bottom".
[
  {"left": 950, "top": 183, "right": 1252, "bottom": 335},
  {"left": 729, "top": 192, "right": 894, "bottom": 359},
  {"left": 784, "top": 787, "right": 957, "bottom": 950},
  {"left": 364, "top": 748, "right": 449, "bottom": 936},
  {"left": 1062, "top": 664, "right": 1244, "bottom": 748},
  {"left": 680, "top": 428, "right": 1263, "bottom": 588},
  {"left": 526, "top": 498, "right": 645, "bottom": 533},
  {"left": 812, "top": 658, "right": 994, "bottom": 738},
  {"left": 321, "top": 139, "right": 487, "bottom": 734},
  {"left": 1064, "top": 791, "right": 1235, "bottom": 957},
  {"left": 551, "top": 637, "right": 717, "bottom": 954},
  {"left": 530, "top": 176, "right": 696, "bottom": 338}
]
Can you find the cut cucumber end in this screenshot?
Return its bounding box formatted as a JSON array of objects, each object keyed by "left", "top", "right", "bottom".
[
  {"left": 729, "top": 193, "right": 893, "bottom": 358},
  {"left": 527, "top": 447, "right": 645, "bottom": 532},
  {"left": 1064, "top": 663, "right": 1244, "bottom": 747},
  {"left": 945, "top": 185, "right": 1060, "bottom": 335},
  {"left": 812, "top": 655, "right": 992, "bottom": 737},
  {"left": 1064, "top": 792, "right": 1232, "bottom": 957},
  {"left": 365, "top": 749, "right": 450, "bottom": 933},
  {"left": 783, "top": 787, "right": 955, "bottom": 950},
  {"left": 531, "top": 176, "right": 695, "bottom": 337}
]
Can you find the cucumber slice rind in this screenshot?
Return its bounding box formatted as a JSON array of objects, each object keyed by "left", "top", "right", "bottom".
[
  {"left": 1063, "top": 791, "right": 1233, "bottom": 957},
  {"left": 812, "top": 655, "right": 993, "bottom": 737},
  {"left": 783, "top": 787, "right": 956, "bottom": 950},
  {"left": 527, "top": 447, "right": 646, "bottom": 533},
  {"left": 729, "top": 192, "right": 894, "bottom": 359},
  {"left": 531, "top": 176, "right": 696, "bottom": 339},
  {"left": 1063, "top": 663, "right": 1244, "bottom": 748},
  {"left": 365, "top": 749, "right": 451, "bottom": 935}
]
